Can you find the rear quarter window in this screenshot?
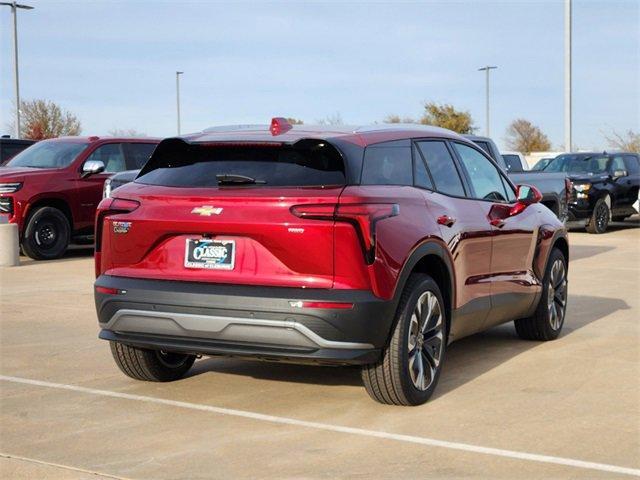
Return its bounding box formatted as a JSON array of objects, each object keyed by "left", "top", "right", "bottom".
[{"left": 361, "top": 140, "right": 412, "bottom": 186}]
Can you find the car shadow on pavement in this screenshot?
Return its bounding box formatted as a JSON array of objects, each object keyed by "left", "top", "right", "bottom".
[
  {"left": 186, "top": 294, "right": 629, "bottom": 391},
  {"left": 18, "top": 246, "right": 94, "bottom": 267},
  {"left": 433, "top": 294, "right": 630, "bottom": 400},
  {"left": 569, "top": 244, "right": 615, "bottom": 261}
]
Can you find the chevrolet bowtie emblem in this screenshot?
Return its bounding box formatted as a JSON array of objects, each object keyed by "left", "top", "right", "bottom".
[{"left": 191, "top": 206, "right": 223, "bottom": 216}]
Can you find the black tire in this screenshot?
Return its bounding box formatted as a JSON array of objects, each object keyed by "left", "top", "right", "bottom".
[
  {"left": 586, "top": 198, "right": 609, "bottom": 234},
  {"left": 110, "top": 342, "right": 196, "bottom": 382},
  {"left": 515, "top": 248, "right": 568, "bottom": 341},
  {"left": 21, "top": 206, "right": 70, "bottom": 260},
  {"left": 362, "top": 274, "right": 447, "bottom": 406}
]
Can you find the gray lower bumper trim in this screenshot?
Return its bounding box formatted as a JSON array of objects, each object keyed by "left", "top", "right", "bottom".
[{"left": 103, "top": 309, "right": 374, "bottom": 350}]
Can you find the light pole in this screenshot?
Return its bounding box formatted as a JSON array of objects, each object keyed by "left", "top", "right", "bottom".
[
  {"left": 1, "top": 2, "right": 34, "bottom": 139},
  {"left": 176, "top": 71, "right": 183, "bottom": 135},
  {"left": 564, "top": 0, "right": 572, "bottom": 152},
  {"left": 478, "top": 66, "right": 497, "bottom": 137}
]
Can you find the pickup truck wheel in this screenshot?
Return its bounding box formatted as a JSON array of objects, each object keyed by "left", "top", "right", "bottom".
[
  {"left": 515, "top": 248, "right": 567, "bottom": 341},
  {"left": 586, "top": 198, "right": 609, "bottom": 234},
  {"left": 110, "top": 342, "right": 196, "bottom": 382},
  {"left": 362, "top": 274, "right": 446, "bottom": 405},
  {"left": 21, "top": 206, "right": 70, "bottom": 260}
]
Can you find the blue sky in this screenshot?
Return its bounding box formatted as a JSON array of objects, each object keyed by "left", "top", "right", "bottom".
[{"left": 1, "top": 0, "right": 638, "bottom": 150}]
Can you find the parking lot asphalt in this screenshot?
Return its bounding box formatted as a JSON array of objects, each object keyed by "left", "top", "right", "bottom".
[{"left": 1, "top": 219, "right": 639, "bottom": 479}]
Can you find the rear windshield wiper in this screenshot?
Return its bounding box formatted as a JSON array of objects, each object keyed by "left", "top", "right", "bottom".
[{"left": 216, "top": 174, "right": 266, "bottom": 185}]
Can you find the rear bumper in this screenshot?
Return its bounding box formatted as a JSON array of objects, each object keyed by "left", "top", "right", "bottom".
[{"left": 95, "top": 275, "right": 396, "bottom": 365}]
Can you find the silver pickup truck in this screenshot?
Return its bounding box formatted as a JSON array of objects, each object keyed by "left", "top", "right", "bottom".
[{"left": 464, "top": 135, "right": 569, "bottom": 222}]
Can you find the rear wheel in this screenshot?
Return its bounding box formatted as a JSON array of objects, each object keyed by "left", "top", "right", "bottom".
[
  {"left": 21, "top": 206, "right": 70, "bottom": 260},
  {"left": 586, "top": 198, "right": 609, "bottom": 234},
  {"left": 110, "top": 342, "right": 196, "bottom": 382},
  {"left": 515, "top": 248, "right": 567, "bottom": 341},
  {"left": 362, "top": 274, "right": 446, "bottom": 406}
]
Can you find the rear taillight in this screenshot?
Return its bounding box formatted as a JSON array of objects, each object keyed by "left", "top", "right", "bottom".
[
  {"left": 290, "top": 203, "right": 399, "bottom": 264},
  {"left": 95, "top": 197, "right": 140, "bottom": 253}
]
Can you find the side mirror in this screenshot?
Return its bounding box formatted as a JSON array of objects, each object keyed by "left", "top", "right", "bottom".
[
  {"left": 516, "top": 184, "right": 543, "bottom": 205},
  {"left": 613, "top": 169, "right": 628, "bottom": 179},
  {"left": 508, "top": 184, "right": 543, "bottom": 217},
  {"left": 81, "top": 160, "right": 105, "bottom": 178}
]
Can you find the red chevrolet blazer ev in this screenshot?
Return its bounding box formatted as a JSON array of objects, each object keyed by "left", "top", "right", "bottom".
[{"left": 94, "top": 119, "right": 569, "bottom": 405}]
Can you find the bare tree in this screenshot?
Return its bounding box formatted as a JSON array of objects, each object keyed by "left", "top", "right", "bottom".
[
  {"left": 109, "top": 128, "right": 147, "bottom": 137},
  {"left": 285, "top": 118, "right": 304, "bottom": 125},
  {"left": 316, "top": 112, "right": 344, "bottom": 126},
  {"left": 505, "top": 119, "right": 551, "bottom": 153},
  {"left": 419, "top": 102, "right": 475, "bottom": 134},
  {"left": 604, "top": 129, "right": 640, "bottom": 153},
  {"left": 12, "top": 99, "right": 81, "bottom": 140},
  {"left": 383, "top": 114, "right": 417, "bottom": 124}
]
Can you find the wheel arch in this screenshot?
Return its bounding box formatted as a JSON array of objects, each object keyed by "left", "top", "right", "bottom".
[
  {"left": 24, "top": 197, "right": 73, "bottom": 234},
  {"left": 393, "top": 240, "right": 455, "bottom": 338}
]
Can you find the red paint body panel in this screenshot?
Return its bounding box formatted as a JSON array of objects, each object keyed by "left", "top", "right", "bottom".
[
  {"left": 0, "top": 137, "right": 159, "bottom": 236},
  {"left": 94, "top": 125, "right": 568, "bottom": 343}
]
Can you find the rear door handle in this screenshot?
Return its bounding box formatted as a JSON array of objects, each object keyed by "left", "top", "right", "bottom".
[{"left": 437, "top": 215, "right": 456, "bottom": 227}]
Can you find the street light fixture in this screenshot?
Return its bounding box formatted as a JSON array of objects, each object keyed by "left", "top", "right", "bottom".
[
  {"left": 478, "top": 66, "right": 498, "bottom": 137},
  {"left": 176, "top": 71, "right": 183, "bottom": 135},
  {"left": 1, "top": 2, "right": 34, "bottom": 139}
]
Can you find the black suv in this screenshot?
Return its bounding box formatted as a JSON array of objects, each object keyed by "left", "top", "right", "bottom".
[
  {"left": 543, "top": 152, "right": 640, "bottom": 233},
  {"left": 0, "top": 137, "right": 35, "bottom": 166}
]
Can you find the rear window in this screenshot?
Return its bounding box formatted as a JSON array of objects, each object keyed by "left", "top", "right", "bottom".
[
  {"left": 502, "top": 154, "right": 523, "bottom": 172},
  {"left": 137, "top": 140, "right": 345, "bottom": 188}
]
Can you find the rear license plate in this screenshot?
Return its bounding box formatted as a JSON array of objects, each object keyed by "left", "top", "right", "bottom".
[{"left": 184, "top": 239, "right": 235, "bottom": 270}]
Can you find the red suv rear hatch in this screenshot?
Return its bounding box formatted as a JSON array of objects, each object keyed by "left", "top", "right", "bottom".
[{"left": 97, "top": 139, "right": 347, "bottom": 289}]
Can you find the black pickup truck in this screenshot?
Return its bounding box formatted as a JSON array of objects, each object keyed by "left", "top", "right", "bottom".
[
  {"left": 542, "top": 152, "right": 640, "bottom": 233},
  {"left": 464, "top": 135, "right": 569, "bottom": 222}
]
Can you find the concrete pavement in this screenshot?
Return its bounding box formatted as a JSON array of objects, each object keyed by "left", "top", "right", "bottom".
[{"left": 1, "top": 220, "right": 638, "bottom": 479}]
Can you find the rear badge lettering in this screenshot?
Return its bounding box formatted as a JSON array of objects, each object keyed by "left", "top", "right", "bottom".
[
  {"left": 112, "top": 221, "right": 131, "bottom": 234},
  {"left": 288, "top": 227, "right": 305, "bottom": 234}
]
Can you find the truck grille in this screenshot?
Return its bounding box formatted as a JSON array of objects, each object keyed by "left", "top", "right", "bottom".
[{"left": 0, "top": 197, "right": 13, "bottom": 216}]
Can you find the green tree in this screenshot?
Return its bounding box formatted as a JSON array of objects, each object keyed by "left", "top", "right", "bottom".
[
  {"left": 505, "top": 119, "right": 551, "bottom": 153},
  {"left": 419, "top": 102, "right": 475, "bottom": 134}
]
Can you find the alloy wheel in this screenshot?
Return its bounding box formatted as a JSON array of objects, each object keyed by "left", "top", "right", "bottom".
[
  {"left": 547, "top": 259, "right": 567, "bottom": 330},
  {"left": 595, "top": 203, "right": 608, "bottom": 231},
  {"left": 407, "top": 291, "right": 444, "bottom": 391}
]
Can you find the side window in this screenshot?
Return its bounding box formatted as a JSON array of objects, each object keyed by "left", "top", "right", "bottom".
[
  {"left": 623, "top": 155, "right": 640, "bottom": 175},
  {"left": 85, "top": 143, "right": 126, "bottom": 173},
  {"left": 413, "top": 144, "right": 433, "bottom": 189},
  {"left": 453, "top": 142, "right": 515, "bottom": 202},
  {"left": 416, "top": 141, "right": 465, "bottom": 197},
  {"left": 610, "top": 155, "right": 625, "bottom": 172},
  {"left": 124, "top": 143, "right": 156, "bottom": 170},
  {"left": 475, "top": 141, "right": 492, "bottom": 156},
  {"left": 361, "top": 141, "right": 412, "bottom": 186}
]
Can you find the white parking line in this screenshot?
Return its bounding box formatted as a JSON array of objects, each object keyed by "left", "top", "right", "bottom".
[
  {"left": 2, "top": 374, "right": 639, "bottom": 478},
  {"left": 0, "top": 452, "right": 132, "bottom": 479}
]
